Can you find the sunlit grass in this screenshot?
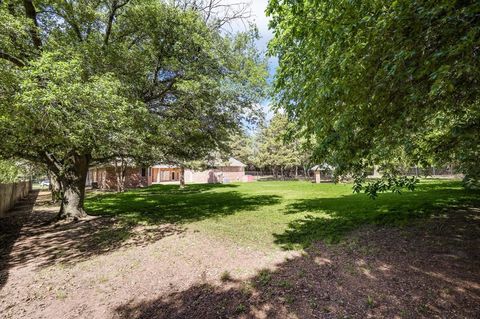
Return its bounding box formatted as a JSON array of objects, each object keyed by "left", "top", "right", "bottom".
[{"left": 85, "top": 180, "right": 480, "bottom": 250}]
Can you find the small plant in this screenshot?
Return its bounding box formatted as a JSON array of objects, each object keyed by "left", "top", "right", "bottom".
[
  {"left": 257, "top": 269, "right": 272, "bottom": 286},
  {"left": 278, "top": 279, "right": 292, "bottom": 289},
  {"left": 366, "top": 295, "right": 375, "bottom": 308},
  {"left": 308, "top": 298, "right": 317, "bottom": 309},
  {"left": 417, "top": 303, "right": 429, "bottom": 314},
  {"left": 284, "top": 295, "right": 295, "bottom": 304},
  {"left": 220, "top": 271, "right": 232, "bottom": 282},
  {"left": 235, "top": 303, "right": 246, "bottom": 313},
  {"left": 56, "top": 290, "right": 67, "bottom": 300},
  {"left": 98, "top": 275, "right": 109, "bottom": 284},
  {"left": 240, "top": 282, "right": 254, "bottom": 296},
  {"left": 344, "top": 263, "right": 357, "bottom": 275}
]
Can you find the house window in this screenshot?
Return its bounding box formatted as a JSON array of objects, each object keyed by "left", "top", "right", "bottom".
[
  {"left": 171, "top": 171, "right": 175, "bottom": 180},
  {"left": 141, "top": 168, "right": 146, "bottom": 177}
]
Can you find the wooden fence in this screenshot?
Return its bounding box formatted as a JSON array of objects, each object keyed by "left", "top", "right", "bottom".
[{"left": 0, "top": 181, "right": 32, "bottom": 217}]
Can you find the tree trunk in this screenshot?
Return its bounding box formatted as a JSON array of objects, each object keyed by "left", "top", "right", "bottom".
[
  {"left": 49, "top": 172, "right": 61, "bottom": 203},
  {"left": 179, "top": 166, "right": 185, "bottom": 189},
  {"left": 114, "top": 158, "right": 126, "bottom": 192},
  {"left": 57, "top": 154, "right": 89, "bottom": 221}
]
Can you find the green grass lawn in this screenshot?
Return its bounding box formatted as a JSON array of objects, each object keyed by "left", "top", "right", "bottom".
[{"left": 85, "top": 180, "right": 480, "bottom": 250}]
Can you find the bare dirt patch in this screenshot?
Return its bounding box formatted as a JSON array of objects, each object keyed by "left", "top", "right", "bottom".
[{"left": 1, "top": 191, "right": 479, "bottom": 318}]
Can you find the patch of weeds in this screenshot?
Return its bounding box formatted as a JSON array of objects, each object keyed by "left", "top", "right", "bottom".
[
  {"left": 322, "top": 306, "right": 332, "bottom": 313},
  {"left": 284, "top": 295, "right": 295, "bottom": 304},
  {"left": 417, "top": 303, "right": 429, "bottom": 314},
  {"left": 344, "top": 238, "right": 360, "bottom": 251},
  {"left": 240, "top": 281, "right": 254, "bottom": 296},
  {"left": 98, "top": 275, "right": 109, "bottom": 284},
  {"left": 220, "top": 271, "right": 233, "bottom": 282},
  {"left": 366, "top": 295, "right": 375, "bottom": 308},
  {"left": 129, "top": 259, "right": 141, "bottom": 269},
  {"left": 344, "top": 263, "right": 357, "bottom": 275},
  {"left": 257, "top": 269, "right": 272, "bottom": 286},
  {"left": 358, "top": 244, "right": 380, "bottom": 256},
  {"left": 55, "top": 290, "right": 67, "bottom": 300},
  {"left": 308, "top": 298, "right": 317, "bottom": 309},
  {"left": 297, "top": 269, "right": 306, "bottom": 278},
  {"left": 278, "top": 279, "right": 292, "bottom": 289},
  {"left": 235, "top": 303, "right": 247, "bottom": 314}
]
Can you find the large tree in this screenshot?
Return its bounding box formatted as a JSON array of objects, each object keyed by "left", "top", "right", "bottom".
[
  {"left": 255, "top": 113, "right": 302, "bottom": 178},
  {"left": 267, "top": 0, "right": 480, "bottom": 194},
  {"left": 0, "top": 0, "right": 267, "bottom": 219}
]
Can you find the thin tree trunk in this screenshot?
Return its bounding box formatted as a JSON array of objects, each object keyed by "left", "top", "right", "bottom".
[
  {"left": 179, "top": 166, "right": 185, "bottom": 189},
  {"left": 114, "top": 158, "right": 126, "bottom": 192},
  {"left": 49, "top": 172, "right": 61, "bottom": 203},
  {"left": 57, "top": 154, "right": 89, "bottom": 221}
]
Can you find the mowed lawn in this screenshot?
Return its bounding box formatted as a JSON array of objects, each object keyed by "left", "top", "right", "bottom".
[{"left": 85, "top": 180, "right": 480, "bottom": 250}]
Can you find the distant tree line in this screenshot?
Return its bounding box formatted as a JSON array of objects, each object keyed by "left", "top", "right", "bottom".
[{"left": 229, "top": 113, "right": 315, "bottom": 179}]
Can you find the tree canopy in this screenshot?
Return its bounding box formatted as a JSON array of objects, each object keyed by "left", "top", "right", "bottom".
[
  {"left": 0, "top": 0, "right": 267, "bottom": 218},
  {"left": 267, "top": 0, "right": 480, "bottom": 194}
]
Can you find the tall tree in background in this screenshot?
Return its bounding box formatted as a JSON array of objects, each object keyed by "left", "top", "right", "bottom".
[
  {"left": 0, "top": 0, "right": 267, "bottom": 219},
  {"left": 268, "top": 0, "right": 480, "bottom": 195},
  {"left": 229, "top": 131, "right": 255, "bottom": 168},
  {"left": 255, "top": 113, "right": 303, "bottom": 178}
]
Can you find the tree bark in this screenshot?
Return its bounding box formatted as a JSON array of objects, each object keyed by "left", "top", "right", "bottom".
[
  {"left": 179, "top": 166, "right": 185, "bottom": 189},
  {"left": 49, "top": 172, "right": 61, "bottom": 203},
  {"left": 57, "top": 154, "right": 90, "bottom": 221},
  {"left": 114, "top": 158, "right": 126, "bottom": 192}
]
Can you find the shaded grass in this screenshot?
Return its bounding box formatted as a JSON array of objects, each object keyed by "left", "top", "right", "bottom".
[
  {"left": 276, "top": 181, "right": 480, "bottom": 248},
  {"left": 84, "top": 180, "right": 480, "bottom": 250},
  {"left": 86, "top": 184, "right": 281, "bottom": 225}
]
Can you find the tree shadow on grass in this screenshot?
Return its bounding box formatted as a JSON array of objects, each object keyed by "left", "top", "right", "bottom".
[
  {"left": 112, "top": 207, "right": 480, "bottom": 318},
  {"left": 132, "top": 183, "right": 239, "bottom": 195},
  {"left": 86, "top": 184, "right": 280, "bottom": 225},
  {"left": 275, "top": 181, "right": 480, "bottom": 248},
  {"left": 2, "top": 186, "right": 280, "bottom": 273},
  {"left": 0, "top": 191, "right": 182, "bottom": 276}
]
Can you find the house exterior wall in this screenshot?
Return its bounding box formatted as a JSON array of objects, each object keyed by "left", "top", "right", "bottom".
[
  {"left": 88, "top": 161, "right": 246, "bottom": 189},
  {"left": 88, "top": 167, "right": 148, "bottom": 190},
  {"left": 185, "top": 166, "right": 245, "bottom": 184},
  {"left": 151, "top": 168, "right": 181, "bottom": 183}
]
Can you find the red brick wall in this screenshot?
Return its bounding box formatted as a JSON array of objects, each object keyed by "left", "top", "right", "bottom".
[
  {"left": 90, "top": 165, "right": 245, "bottom": 189},
  {"left": 186, "top": 166, "right": 245, "bottom": 183},
  {"left": 94, "top": 167, "right": 148, "bottom": 190}
]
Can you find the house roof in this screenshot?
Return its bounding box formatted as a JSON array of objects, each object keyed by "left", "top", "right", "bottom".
[
  {"left": 311, "top": 163, "right": 334, "bottom": 171},
  {"left": 151, "top": 158, "right": 246, "bottom": 169},
  {"left": 151, "top": 164, "right": 178, "bottom": 169},
  {"left": 226, "top": 157, "right": 246, "bottom": 167}
]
